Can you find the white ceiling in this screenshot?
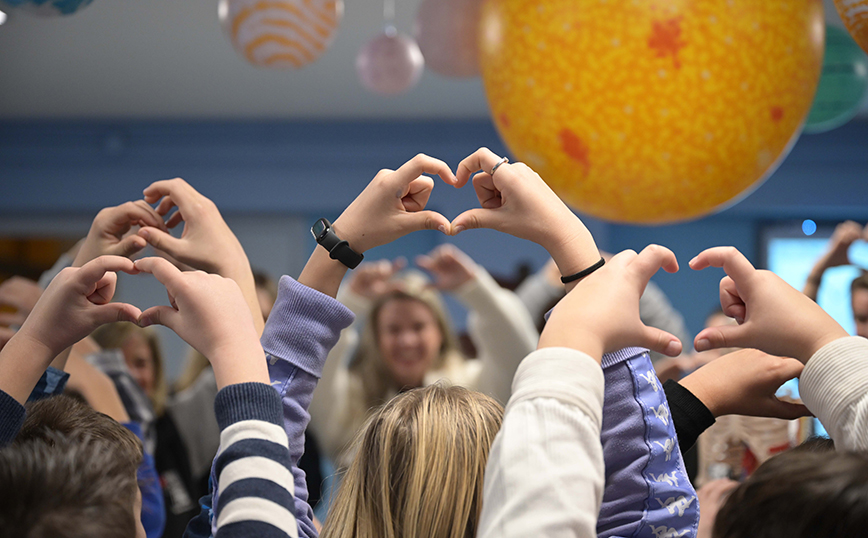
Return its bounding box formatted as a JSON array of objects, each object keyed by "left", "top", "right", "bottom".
[{"left": 0, "top": 0, "right": 860, "bottom": 119}]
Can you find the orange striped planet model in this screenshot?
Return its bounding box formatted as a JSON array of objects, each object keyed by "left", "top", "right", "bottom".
[
  {"left": 479, "top": 0, "right": 825, "bottom": 224},
  {"left": 220, "top": 0, "right": 343, "bottom": 68},
  {"left": 835, "top": 0, "right": 868, "bottom": 54}
]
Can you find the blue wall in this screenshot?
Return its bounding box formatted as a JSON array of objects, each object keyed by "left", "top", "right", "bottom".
[{"left": 2, "top": 119, "right": 868, "bottom": 343}]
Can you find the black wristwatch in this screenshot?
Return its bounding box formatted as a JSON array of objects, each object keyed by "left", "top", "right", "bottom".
[{"left": 311, "top": 218, "right": 364, "bottom": 269}]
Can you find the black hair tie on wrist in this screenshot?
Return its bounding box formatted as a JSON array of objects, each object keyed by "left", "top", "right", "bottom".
[{"left": 560, "top": 257, "right": 606, "bottom": 284}]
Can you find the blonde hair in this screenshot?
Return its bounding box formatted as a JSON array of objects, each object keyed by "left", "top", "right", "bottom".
[
  {"left": 91, "top": 322, "right": 168, "bottom": 416},
  {"left": 350, "top": 273, "right": 465, "bottom": 413},
  {"left": 322, "top": 384, "right": 503, "bottom": 538}
]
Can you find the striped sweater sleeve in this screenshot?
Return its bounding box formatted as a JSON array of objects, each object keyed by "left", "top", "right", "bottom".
[{"left": 211, "top": 382, "right": 298, "bottom": 538}]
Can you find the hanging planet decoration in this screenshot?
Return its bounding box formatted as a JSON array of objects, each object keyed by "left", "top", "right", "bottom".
[
  {"left": 479, "top": 0, "right": 825, "bottom": 224},
  {"left": 414, "top": 0, "right": 484, "bottom": 77},
  {"left": 219, "top": 0, "right": 343, "bottom": 69},
  {"left": 0, "top": 0, "right": 93, "bottom": 17},
  {"left": 834, "top": 0, "right": 868, "bottom": 55},
  {"left": 356, "top": 29, "right": 425, "bottom": 95},
  {"left": 805, "top": 25, "right": 868, "bottom": 134}
]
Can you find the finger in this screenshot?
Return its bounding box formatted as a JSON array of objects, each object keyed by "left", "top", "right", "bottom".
[
  {"left": 76, "top": 256, "right": 138, "bottom": 292},
  {"left": 391, "top": 257, "right": 407, "bottom": 272},
  {"left": 93, "top": 302, "right": 143, "bottom": 326},
  {"left": 165, "top": 209, "right": 185, "bottom": 229},
  {"left": 137, "top": 227, "right": 183, "bottom": 258},
  {"left": 138, "top": 305, "right": 180, "bottom": 330},
  {"left": 401, "top": 210, "right": 452, "bottom": 236},
  {"left": 451, "top": 207, "right": 503, "bottom": 234},
  {"left": 694, "top": 324, "right": 746, "bottom": 352},
  {"left": 87, "top": 272, "right": 118, "bottom": 305},
  {"left": 143, "top": 178, "right": 200, "bottom": 209},
  {"left": 133, "top": 256, "right": 185, "bottom": 290},
  {"left": 456, "top": 147, "right": 505, "bottom": 188},
  {"left": 112, "top": 234, "right": 148, "bottom": 258},
  {"left": 761, "top": 399, "right": 813, "bottom": 420},
  {"left": 471, "top": 173, "right": 502, "bottom": 209},
  {"left": 415, "top": 254, "right": 435, "bottom": 271},
  {"left": 153, "top": 195, "right": 177, "bottom": 217},
  {"left": 719, "top": 276, "right": 746, "bottom": 323},
  {"left": 632, "top": 244, "right": 679, "bottom": 281},
  {"left": 390, "top": 154, "right": 456, "bottom": 191},
  {"left": 110, "top": 200, "right": 168, "bottom": 232},
  {"left": 402, "top": 176, "right": 435, "bottom": 212},
  {"left": 641, "top": 325, "right": 683, "bottom": 357},
  {"left": 689, "top": 246, "right": 756, "bottom": 283}
]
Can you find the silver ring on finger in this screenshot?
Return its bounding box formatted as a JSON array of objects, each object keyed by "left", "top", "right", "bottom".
[{"left": 489, "top": 156, "right": 509, "bottom": 176}]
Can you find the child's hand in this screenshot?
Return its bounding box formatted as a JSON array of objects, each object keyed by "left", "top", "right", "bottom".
[
  {"left": 348, "top": 258, "right": 406, "bottom": 300},
  {"left": 331, "top": 153, "right": 456, "bottom": 253},
  {"left": 415, "top": 244, "right": 476, "bottom": 291},
  {"left": 679, "top": 348, "right": 811, "bottom": 419},
  {"left": 450, "top": 147, "right": 600, "bottom": 286},
  {"left": 16, "top": 256, "right": 142, "bottom": 357},
  {"left": 690, "top": 247, "right": 849, "bottom": 362},
  {"left": 539, "top": 245, "right": 683, "bottom": 360},
  {"left": 73, "top": 201, "right": 167, "bottom": 267},
  {"left": 134, "top": 257, "right": 268, "bottom": 389},
  {"left": 136, "top": 178, "right": 264, "bottom": 333}
]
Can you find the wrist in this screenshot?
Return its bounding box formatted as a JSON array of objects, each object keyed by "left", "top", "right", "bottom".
[
  {"left": 544, "top": 225, "right": 600, "bottom": 282},
  {"left": 330, "top": 219, "right": 369, "bottom": 255},
  {"left": 679, "top": 373, "right": 723, "bottom": 417},
  {"left": 210, "top": 343, "right": 270, "bottom": 389},
  {"left": 538, "top": 323, "right": 605, "bottom": 363}
]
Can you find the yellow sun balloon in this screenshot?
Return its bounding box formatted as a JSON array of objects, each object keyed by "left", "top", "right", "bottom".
[{"left": 479, "top": 0, "right": 825, "bottom": 223}]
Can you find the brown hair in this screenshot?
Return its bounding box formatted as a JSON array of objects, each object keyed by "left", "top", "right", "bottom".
[
  {"left": 350, "top": 273, "right": 464, "bottom": 413},
  {"left": 0, "top": 432, "right": 139, "bottom": 538},
  {"left": 713, "top": 449, "right": 868, "bottom": 538},
  {"left": 322, "top": 384, "right": 503, "bottom": 538},
  {"left": 16, "top": 396, "right": 143, "bottom": 475},
  {"left": 91, "top": 322, "right": 168, "bottom": 416}
]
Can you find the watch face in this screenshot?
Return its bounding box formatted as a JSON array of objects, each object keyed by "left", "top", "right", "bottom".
[{"left": 311, "top": 218, "right": 330, "bottom": 241}]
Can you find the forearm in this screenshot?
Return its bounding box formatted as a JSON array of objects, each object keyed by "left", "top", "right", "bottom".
[
  {"left": 298, "top": 244, "right": 350, "bottom": 300},
  {"left": 0, "top": 332, "right": 56, "bottom": 405},
  {"left": 800, "top": 336, "right": 868, "bottom": 451},
  {"left": 542, "top": 223, "right": 601, "bottom": 293},
  {"left": 477, "top": 348, "right": 605, "bottom": 538},
  {"left": 664, "top": 379, "right": 716, "bottom": 454},
  {"left": 802, "top": 259, "right": 829, "bottom": 302}
]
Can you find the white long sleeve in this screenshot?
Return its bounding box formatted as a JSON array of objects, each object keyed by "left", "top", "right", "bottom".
[
  {"left": 800, "top": 336, "right": 868, "bottom": 451},
  {"left": 478, "top": 347, "right": 605, "bottom": 538}
]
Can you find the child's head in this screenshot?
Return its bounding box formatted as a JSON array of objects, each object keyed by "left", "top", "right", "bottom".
[
  {"left": 1, "top": 396, "right": 146, "bottom": 538},
  {"left": 0, "top": 432, "right": 142, "bottom": 538},
  {"left": 713, "top": 447, "right": 868, "bottom": 538},
  {"left": 323, "top": 384, "right": 503, "bottom": 538}
]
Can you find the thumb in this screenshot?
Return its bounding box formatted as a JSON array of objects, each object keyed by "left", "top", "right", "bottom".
[
  {"left": 93, "top": 302, "right": 143, "bottom": 326},
  {"left": 641, "top": 325, "right": 683, "bottom": 357},
  {"left": 762, "top": 399, "right": 813, "bottom": 420},
  {"left": 138, "top": 227, "right": 182, "bottom": 256},
  {"left": 694, "top": 324, "right": 746, "bottom": 352},
  {"left": 451, "top": 208, "right": 500, "bottom": 234},
  {"left": 138, "top": 305, "right": 180, "bottom": 330},
  {"left": 404, "top": 210, "right": 451, "bottom": 236},
  {"left": 112, "top": 234, "right": 148, "bottom": 258}
]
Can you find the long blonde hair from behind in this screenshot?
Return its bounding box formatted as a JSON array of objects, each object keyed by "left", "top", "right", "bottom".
[{"left": 322, "top": 384, "right": 503, "bottom": 538}]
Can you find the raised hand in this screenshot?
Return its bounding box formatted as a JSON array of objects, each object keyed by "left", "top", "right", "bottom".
[
  {"left": 136, "top": 178, "right": 263, "bottom": 333},
  {"left": 822, "top": 220, "right": 863, "bottom": 268},
  {"left": 679, "top": 348, "right": 811, "bottom": 420},
  {"left": 134, "top": 257, "right": 268, "bottom": 389},
  {"left": 348, "top": 258, "right": 406, "bottom": 300},
  {"left": 539, "top": 245, "right": 683, "bottom": 360},
  {"left": 0, "top": 276, "right": 42, "bottom": 329},
  {"left": 331, "top": 153, "right": 456, "bottom": 253},
  {"left": 450, "top": 147, "right": 600, "bottom": 287},
  {"left": 0, "top": 256, "right": 141, "bottom": 404},
  {"left": 72, "top": 201, "right": 167, "bottom": 267},
  {"left": 415, "top": 244, "right": 476, "bottom": 291},
  {"left": 690, "top": 246, "right": 849, "bottom": 362},
  {"left": 300, "top": 154, "right": 456, "bottom": 298}
]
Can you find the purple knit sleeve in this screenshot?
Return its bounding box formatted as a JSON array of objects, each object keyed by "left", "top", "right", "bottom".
[
  {"left": 597, "top": 347, "right": 699, "bottom": 538},
  {"left": 260, "top": 276, "right": 354, "bottom": 538}
]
